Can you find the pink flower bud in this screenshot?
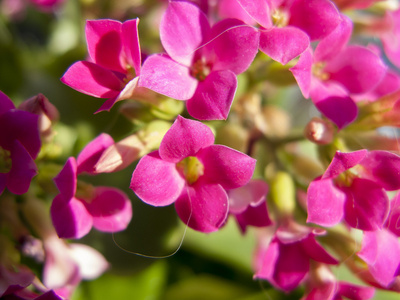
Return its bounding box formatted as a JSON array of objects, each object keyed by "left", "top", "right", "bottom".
[{"left": 304, "top": 117, "right": 334, "bottom": 145}]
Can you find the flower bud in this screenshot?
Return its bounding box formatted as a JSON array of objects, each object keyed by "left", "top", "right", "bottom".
[
  {"left": 215, "top": 123, "right": 249, "bottom": 153},
  {"left": 269, "top": 171, "right": 296, "bottom": 217},
  {"left": 304, "top": 117, "right": 334, "bottom": 145},
  {"left": 18, "top": 94, "right": 59, "bottom": 142}
]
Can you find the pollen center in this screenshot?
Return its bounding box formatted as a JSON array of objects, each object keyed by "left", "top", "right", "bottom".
[
  {"left": 0, "top": 147, "right": 12, "bottom": 173},
  {"left": 272, "top": 9, "right": 289, "bottom": 27},
  {"left": 312, "top": 62, "right": 330, "bottom": 81},
  {"left": 176, "top": 156, "right": 204, "bottom": 185},
  {"left": 190, "top": 59, "right": 211, "bottom": 81}
]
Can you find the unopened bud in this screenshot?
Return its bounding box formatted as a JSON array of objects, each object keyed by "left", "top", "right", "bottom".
[
  {"left": 304, "top": 117, "right": 334, "bottom": 145},
  {"left": 215, "top": 123, "right": 249, "bottom": 153},
  {"left": 270, "top": 171, "right": 296, "bottom": 217},
  {"left": 95, "top": 120, "right": 170, "bottom": 173},
  {"left": 18, "top": 94, "right": 59, "bottom": 141},
  {"left": 261, "top": 106, "right": 291, "bottom": 138}
]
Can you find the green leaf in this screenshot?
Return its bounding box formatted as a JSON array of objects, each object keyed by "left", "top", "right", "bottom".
[{"left": 72, "top": 260, "right": 167, "bottom": 300}]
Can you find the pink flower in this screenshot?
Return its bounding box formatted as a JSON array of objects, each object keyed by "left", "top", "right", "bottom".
[
  {"left": 138, "top": 0, "right": 259, "bottom": 120},
  {"left": 228, "top": 179, "right": 272, "bottom": 233},
  {"left": 253, "top": 223, "right": 338, "bottom": 292},
  {"left": 61, "top": 19, "right": 143, "bottom": 112},
  {"left": 290, "top": 16, "right": 387, "bottom": 128},
  {"left": 0, "top": 91, "right": 41, "bottom": 195},
  {"left": 42, "top": 235, "right": 109, "bottom": 298},
  {"left": 307, "top": 150, "right": 400, "bottom": 230},
  {"left": 218, "top": 0, "right": 342, "bottom": 65},
  {"left": 51, "top": 134, "right": 132, "bottom": 239},
  {"left": 28, "top": 0, "right": 64, "bottom": 11},
  {"left": 358, "top": 229, "right": 400, "bottom": 288},
  {"left": 130, "top": 116, "right": 256, "bottom": 232},
  {"left": 302, "top": 265, "right": 375, "bottom": 300},
  {"left": 379, "top": 9, "right": 400, "bottom": 69}
]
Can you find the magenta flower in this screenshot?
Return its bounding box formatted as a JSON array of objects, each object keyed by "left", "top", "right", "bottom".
[
  {"left": 379, "top": 8, "right": 400, "bottom": 69},
  {"left": 386, "top": 192, "right": 400, "bottom": 237},
  {"left": 218, "top": 0, "right": 342, "bottom": 65},
  {"left": 253, "top": 223, "right": 338, "bottom": 291},
  {"left": 0, "top": 264, "right": 35, "bottom": 298},
  {"left": 302, "top": 265, "right": 375, "bottom": 300},
  {"left": 130, "top": 116, "right": 256, "bottom": 232},
  {"left": 307, "top": 150, "right": 400, "bottom": 231},
  {"left": 61, "top": 18, "right": 143, "bottom": 112},
  {"left": 358, "top": 229, "right": 400, "bottom": 288},
  {"left": 228, "top": 179, "right": 272, "bottom": 233},
  {"left": 51, "top": 134, "right": 132, "bottom": 239},
  {"left": 0, "top": 91, "right": 41, "bottom": 195},
  {"left": 28, "top": 0, "right": 64, "bottom": 11},
  {"left": 138, "top": 0, "right": 259, "bottom": 120},
  {"left": 290, "top": 16, "right": 387, "bottom": 128}
]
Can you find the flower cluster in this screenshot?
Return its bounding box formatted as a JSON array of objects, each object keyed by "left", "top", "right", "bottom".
[{"left": 3, "top": 0, "right": 400, "bottom": 299}]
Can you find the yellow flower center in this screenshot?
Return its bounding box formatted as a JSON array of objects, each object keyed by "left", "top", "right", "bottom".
[
  {"left": 0, "top": 147, "right": 12, "bottom": 173},
  {"left": 176, "top": 156, "right": 204, "bottom": 185},
  {"left": 190, "top": 59, "right": 211, "bottom": 81},
  {"left": 312, "top": 62, "right": 330, "bottom": 81},
  {"left": 272, "top": 9, "right": 289, "bottom": 27}
]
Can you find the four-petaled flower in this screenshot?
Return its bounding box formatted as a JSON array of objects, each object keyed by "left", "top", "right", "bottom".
[
  {"left": 61, "top": 18, "right": 143, "bottom": 112},
  {"left": 51, "top": 134, "right": 133, "bottom": 239},
  {"left": 130, "top": 116, "right": 256, "bottom": 232},
  {"left": 138, "top": 0, "right": 259, "bottom": 120},
  {"left": 307, "top": 149, "right": 400, "bottom": 230}
]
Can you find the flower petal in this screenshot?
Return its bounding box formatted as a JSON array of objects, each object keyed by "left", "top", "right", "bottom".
[
  {"left": 289, "top": 0, "right": 341, "bottom": 41},
  {"left": 386, "top": 192, "right": 400, "bottom": 236},
  {"left": 358, "top": 150, "right": 400, "bottom": 191},
  {"left": 174, "top": 181, "right": 228, "bottom": 233},
  {"left": 0, "top": 90, "right": 15, "bottom": 115},
  {"left": 0, "top": 109, "right": 40, "bottom": 159},
  {"left": 51, "top": 195, "right": 93, "bottom": 239},
  {"left": 235, "top": 0, "right": 272, "bottom": 28},
  {"left": 358, "top": 229, "right": 400, "bottom": 287},
  {"left": 272, "top": 240, "right": 310, "bottom": 291},
  {"left": 160, "top": 1, "right": 210, "bottom": 66},
  {"left": 218, "top": 0, "right": 262, "bottom": 26},
  {"left": 53, "top": 157, "right": 77, "bottom": 200},
  {"left": 76, "top": 133, "right": 114, "bottom": 175},
  {"left": 289, "top": 47, "right": 313, "bottom": 98},
  {"left": 138, "top": 54, "right": 197, "bottom": 100},
  {"left": 61, "top": 61, "right": 122, "bottom": 99},
  {"left": 301, "top": 235, "right": 338, "bottom": 264},
  {"left": 7, "top": 140, "right": 38, "bottom": 195},
  {"left": 186, "top": 70, "right": 237, "bottom": 120},
  {"left": 259, "top": 26, "right": 309, "bottom": 65},
  {"left": 198, "top": 144, "right": 256, "bottom": 189},
  {"left": 121, "top": 18, "right": 141, "bottom": 76},
  {"left": 344, "top": 178, "right": 389, "bottom": 231},
  {"left": 235, "top": 201, "right": 272, "bottom": 233},
  {"left": 159, "top": 116, "right": 215, "bottom": 163},
  {"left": 130, "top": 151, "right": 185, "bottom": 206},
  {"left": 84, "top": 187, "right": 132, "bottom": 232},
  {"left": 337, "top": 282, "right": 375, "bottom": 300},
  {"left": 85, "top": 19, "right": 126, "bottom": 73},
  {"left": 229, "top": 179, "right": 269, "bottom": 213},
  {"left": 314, "top": 15, "right": 353, "bottom": 62},
  {"left": 311, "top": 80, "right": 358, "bottom": 129},
  {"left": 307, "top": 178, "right": 345, "bottom": 227},
  {"left": 322, "top": 149, "right": 368, "bottom": 179},
  {"left": 324, "top": 46, "right": 387, "bottom": 95},
  {"left": 68, "top": 243, "right": 109, "bottom": 280},
  {"left": 205, "top": 18, "right": 260, "bottom": 74}
]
